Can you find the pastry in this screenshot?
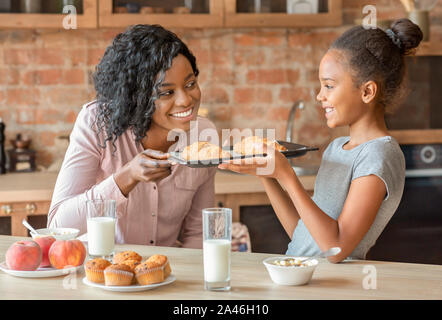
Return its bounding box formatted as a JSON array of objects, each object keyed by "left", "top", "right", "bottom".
[
  {"left": 134, "top": 254, "right": 172, "bottom": 285},
  {"left": 113, "top": 251, "right": 142, "bottom": 264},
  {"left": 84, "top": 258, "right": 112, "bottom": 283},
  {"left": 121, "top": 259, "right": 141, "bottom": 272},
  {"left": 121, "top": 259, "right": 142, "bottom": 284},
  {"left": 181, "top": 141, "right": 231, "bottom": 161},
  {"left": 147, "top": 254, "right": 172, "bottom": 279},
  {"left": 233, "top": 136, "right": 287, "bottom": 155},
  {"left": 104, "top": 264, "right": 134, "bottom": 286},
  {"left": 134, "top": 260, "right": 164, "bottom": 285}
]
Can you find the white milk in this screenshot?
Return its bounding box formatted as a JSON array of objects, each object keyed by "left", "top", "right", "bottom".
[
  {"left": 203, "top": 239, "right": 231, "bottom": 282},
  {"left": 87, "top": 217, "right": 116, "bottom": 256}
]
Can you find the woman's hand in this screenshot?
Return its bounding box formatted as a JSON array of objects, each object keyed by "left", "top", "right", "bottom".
[
  {"left": 218, "top": 145, "right": 293, "bottom": 181},
  {"left": 129, "top": 149, "right": 172, "bottom": 183},
  {"left": 114, "top": 149, "right": 173, "bottom": 196}
]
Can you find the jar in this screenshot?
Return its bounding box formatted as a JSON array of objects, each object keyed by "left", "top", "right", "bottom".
[
  {"left": 58, "top": 0, "right": 83, "bottom": 14},
  {"left": 20, "top": 0, "right": 42, "bottom": 13},
  {"left": 0, "top": 0, "right": 11, "bottom": 13}
]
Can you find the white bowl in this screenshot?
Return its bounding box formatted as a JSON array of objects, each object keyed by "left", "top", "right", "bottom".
[
  {"left": 30, "top": 228, "right": 80, "bottom": 241},
  {"left": 263, "top": 256, "right": 318, "bottom": 286}
]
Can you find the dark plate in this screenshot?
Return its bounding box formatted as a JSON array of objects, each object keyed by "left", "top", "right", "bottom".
[
  {"left": 168, "top": 151, "right": 266, "bottom": 168},
  {"left": 276, "top": 140, "right": 319, "bottom": 158},
  {"left": 169, "top": 141, "right": 318, "bottom": 168}
]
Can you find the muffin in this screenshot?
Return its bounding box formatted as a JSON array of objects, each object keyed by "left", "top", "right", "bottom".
[
  {"left": 104, "top": 264, "right": 134, "bottom": 286},
  {"left": 84, "top": 258, "right": 112, "bottom": 283},
  {"left": 113, "top": 251, "right": 142, "bottom": 264},
  {"left": 147, "top": 254, "right": 172, "bottom": 279},
  {"left": 134, "top": 260, "right": 165, "bottom": 285},
  {"left": 121, "top": 259, "right": 141, "bottom": 284},
  {"left": 121, "top": 259, "right": 141, "bottom": 272}
]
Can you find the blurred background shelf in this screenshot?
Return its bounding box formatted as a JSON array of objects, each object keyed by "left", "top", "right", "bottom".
[
  {"left": 224, "top": 0, "right": 343, "bottom": 28},
  {"left": 0, "top": 0, "right": 97, "bottom": 29},
  {"left": 0, "top": 0, "right": 344, "bottom": 29},
  {"left": 99, "top": 0, "right": 224, "bottom": 28}
]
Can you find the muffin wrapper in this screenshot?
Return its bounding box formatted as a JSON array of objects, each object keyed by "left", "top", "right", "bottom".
[
  {"left": 104, "top": 269, "right": 134, "bottom": 286},
  {"left": 135, "top": 265, "right": 165, "bottom": 284},
  {"left": 85, "top": 266, "right": 106, "bottom": 283}
]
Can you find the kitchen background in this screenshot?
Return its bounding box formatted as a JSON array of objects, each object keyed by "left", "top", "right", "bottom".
[
  {"left": 0, "top": 0, "right": 439, "bottom": 170},
  {"left": 0, "top": 0, "right": 441, "bottom": 263}
]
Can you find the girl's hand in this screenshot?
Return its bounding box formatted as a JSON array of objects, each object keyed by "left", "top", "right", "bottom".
[{"left": 218, "top": 145, "right": 293, "bottom": 180}]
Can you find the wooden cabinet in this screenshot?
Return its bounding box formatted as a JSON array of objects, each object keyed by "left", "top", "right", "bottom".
[
  {"left": 0, "top": 0, "right": 97, "bottom": 29},
  {"left": 0, "top": 0, "right": 344, "bottom": 29},
  {"left": 224, "top": 0, "right": 342, "bottom": 28},
  {"left": 99, "top": 0, "right": 224, "bottom": 28},
  {"left": 0, "top": 200, "right": 50, "bottom": 237}
]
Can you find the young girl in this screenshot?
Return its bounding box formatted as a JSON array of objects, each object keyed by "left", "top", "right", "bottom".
[{"left": 218, "top": 19, "right": 423, "bottom": 263}]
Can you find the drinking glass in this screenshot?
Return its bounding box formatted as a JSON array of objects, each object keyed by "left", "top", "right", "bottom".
[
  {"left": 86, "top": 199, "right": 116, "bottom": 261},
  {"left": 202, "top": 208, "right": 232, "bottom": 291}
]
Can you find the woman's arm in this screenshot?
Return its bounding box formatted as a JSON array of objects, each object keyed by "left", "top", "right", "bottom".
[
  {"left": 278, "top": 170, "right": 386, "bottom": 263},
  {"left": 259, "top": 177, "right": 300, "bottom": 239},
  {"left": 48, "top": 105, "right": 129, "bottom": 234}
]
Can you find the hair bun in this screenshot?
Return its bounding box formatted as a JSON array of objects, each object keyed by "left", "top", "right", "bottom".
[{"left": 390, "top": 18, "right": 423, "bottom": 55}]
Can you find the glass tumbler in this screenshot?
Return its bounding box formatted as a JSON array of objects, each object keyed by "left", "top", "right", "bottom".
[{"left": 202, "top": 208, "right": 232, "bottom": 291}]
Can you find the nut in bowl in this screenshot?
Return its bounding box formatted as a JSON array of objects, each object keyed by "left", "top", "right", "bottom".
[
  {"left": 31, "top": 228, "right": 80, "bottom": 241},
  {"left": 263, "top": 256, "right": 318, "bottom": 286}
]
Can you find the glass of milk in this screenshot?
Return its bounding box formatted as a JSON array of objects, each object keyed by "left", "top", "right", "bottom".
[
  {"left": 86, "top": 199, "right": 116, "bottom": 261},
  {"left": 202, "top": 208, "right": 232, "bottom": 291}
]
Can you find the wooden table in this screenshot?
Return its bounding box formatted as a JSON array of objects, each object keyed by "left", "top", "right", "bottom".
[
  {"left": 0, "top": 171, "right": 316, "bottom": 236},
  {"left": 0, "top": 236, "right": 441, "bottom": 300}
]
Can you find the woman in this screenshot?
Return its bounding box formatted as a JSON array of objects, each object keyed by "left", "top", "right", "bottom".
[
  {"left": 48, "top": 24, "right": 216, "bottom": 249},
  {"left": 219, "top": 19, "right": 423, "bottom": 262}
]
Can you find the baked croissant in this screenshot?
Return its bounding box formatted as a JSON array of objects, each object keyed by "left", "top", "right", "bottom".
[
  {"left": 233, "top": 136, "right": 287, "bottom": 155},
  {"left": 181, "top": 141, "right": 232, "bottom": 161}
]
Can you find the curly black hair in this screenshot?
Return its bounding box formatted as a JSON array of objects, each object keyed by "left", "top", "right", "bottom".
[{"left": 93, "top": 24, "right": 199, "bottom": 150}]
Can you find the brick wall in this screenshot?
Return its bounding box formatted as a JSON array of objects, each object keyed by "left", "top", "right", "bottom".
[{"left": 0, "top": 0, "right": 441, "bottom": 168}]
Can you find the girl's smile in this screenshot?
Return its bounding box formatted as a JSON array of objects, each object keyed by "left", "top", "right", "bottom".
[{"left": 317, "top": 49, "right": 365, "bottom": 129}]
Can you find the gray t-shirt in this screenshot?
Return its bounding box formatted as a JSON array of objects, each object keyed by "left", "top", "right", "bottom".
[{"left": 286, "top": 136, "right": 405, "bottom": 259}]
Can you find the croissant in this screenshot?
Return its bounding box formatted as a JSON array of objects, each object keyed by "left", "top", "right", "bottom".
[
  {"left": 233, "top": 136, "right": 287, "bottom": 155},
  {"left": 181, "top": 141, "right": 232, "bottom": 161}
]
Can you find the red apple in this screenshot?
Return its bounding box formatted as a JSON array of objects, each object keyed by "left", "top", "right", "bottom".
[
  {"left": 5, "top": 240, "right": 42, "bottom": 271},
  {"left": 34, "top": 236, "right": 56, "bottom": 268}
]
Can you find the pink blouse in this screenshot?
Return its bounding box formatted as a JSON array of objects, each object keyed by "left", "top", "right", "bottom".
[{"left": 48, "top": 101, "right": 217, "bottom": 249}]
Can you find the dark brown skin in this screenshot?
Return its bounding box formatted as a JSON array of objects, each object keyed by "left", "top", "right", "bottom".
[{"left": 114, "top": 54, "right": 201, "bottom": 197}]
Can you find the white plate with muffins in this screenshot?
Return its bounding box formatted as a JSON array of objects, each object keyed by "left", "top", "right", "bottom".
[
  {"left": 82, "top": 251, "right": 175, "bottom": 292},
  {"left": 82, "top": 274, "right": 176, "bottom": 292}
]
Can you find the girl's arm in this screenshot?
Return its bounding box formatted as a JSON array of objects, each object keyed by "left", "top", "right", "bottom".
[
  {"left": 278, "top": 169, "right": 386, "bottom": 263},
  {"left": 259, "top": 177, "right": 300, "bottom": 238}
]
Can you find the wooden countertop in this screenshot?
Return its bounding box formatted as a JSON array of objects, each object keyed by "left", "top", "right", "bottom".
[
  {"left": 0, "top": 171, "right": 316, "bottom": 203},
  {"left": 0, "top": 235, "right": 441, "bottom": 300}
]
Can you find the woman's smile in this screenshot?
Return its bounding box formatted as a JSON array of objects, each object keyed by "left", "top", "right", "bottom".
[{"left": 168, "top": 106, "right": 195, "bottom": 121}]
